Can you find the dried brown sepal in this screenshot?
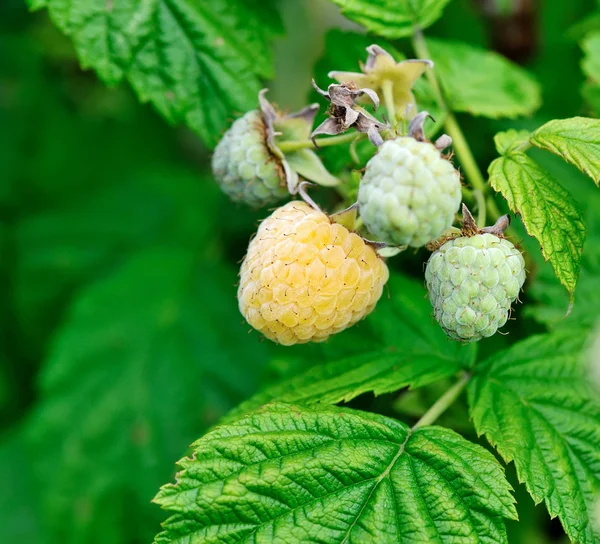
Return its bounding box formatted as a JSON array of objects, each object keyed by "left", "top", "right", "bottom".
[
  {"left": 425, "top": 230, "right": 461, "bottom": 252},
  {"left": 434, "top": 134, "right": 453, "bottom": 151},
  {"left": 425, "top": 206, "right": 512, "bottom": 252},
  {"left": 461, "top": 204, "right": 480, "bottom": 236},
  {"left": 311, "top": 80, "right": 387, "bottom": 147},
  {"left": 329, "top": 45, "right": 433, "bottom": 117},
  {"left": 407, "top": 110, "right": 453, "bottom": 153},
  {"left": 297, "top": 181, "right": 321, "bottom": 212},
  {"left": 481, "top": 214, "right": 511, "bottom": 236},
  {"left": 408, "top": 111, "right": 435, "bottom": 141}
]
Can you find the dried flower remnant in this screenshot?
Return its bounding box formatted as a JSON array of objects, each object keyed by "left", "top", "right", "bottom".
[{"left": 311, "top": 80, "right": 387, "bottom": 146}]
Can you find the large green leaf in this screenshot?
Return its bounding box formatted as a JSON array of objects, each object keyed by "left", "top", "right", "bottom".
[
  {"left": 582, "top": 31, "right": 600, "bottom": 82},
  {"left": 25, "top": 248, "right": 273, "bottom": 544},
  {"left": 488, "top": 152, "right": 585, "bottom": 294},
  {"left": 328, "top": 0, "right": 451, "bottom": 39},
  {"left": 526, "top": 235, "right": 600, "bottom": 328},
  {"left": 15, "top": 169, "right": 219, "bottom": 351},
  {"left": 530, "top": 117, "right": 600, "bottom": 186},
  {"left": 27, "top": 0, "right": 282, "bottom": 147},
  {"left": 226, "top": 273, "right": 475, "bottom": 421},
  {"left": 0, "top": 431, "right": 43, "bottom": 542},
  {"left": 427, "top": 38, "right": 541, "bottom": 119},
  {"left": 154, "top": 403, "right": 516, "bottom": 543},
  {"left": 581, "top": 32, "right": 600, "bottom": 113},
  {"left": 469, "top": 329, "right": 600, "bottom": 544}
]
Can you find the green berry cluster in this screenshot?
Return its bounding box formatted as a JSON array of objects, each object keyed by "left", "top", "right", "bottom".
[{"left": 210, "top": 45, "right": 526, "bottom": 344}]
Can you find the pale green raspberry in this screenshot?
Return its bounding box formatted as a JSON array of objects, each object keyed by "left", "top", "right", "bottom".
[
  {"left": 425, "top": 233, "right": 526, "bottom": 342},
  {"left": 358, "top": 137, "right": 462, "bottom": 247},
  {"left": 212, "top": 110, "right": 288, "bottom": 207}
]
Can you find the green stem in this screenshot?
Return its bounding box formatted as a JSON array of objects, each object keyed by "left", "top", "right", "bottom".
[
  {"left": 411, "top": 29, "right": 501, "bottom": 223},
  {"left": 515, "top": 140, "right": 533, "bottom": 153},
  {"left": 473, "top": 189, "right": 487, "bottom": 228},
  {"left": 277, "top": 132, "right": 366, "bottom": 153},
  {"left": 381, "top": 79, "right": 397, "bottom": 129},
  {"left": 412, "top": 372, "right": 471, "bottom": 429}
]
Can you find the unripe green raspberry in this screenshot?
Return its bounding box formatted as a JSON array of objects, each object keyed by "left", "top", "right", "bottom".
[
  {"left": 358, "top": 137, "right": 461, "bottom": 247},
  {"left": 238, "top": 201, "right": 389, "bottom": 346},
  {"left": 425, "top": 233, "right": 526, "bottom": 342},
  {"left": 212, "top": 110, "right": 288, "bottom": 207}
]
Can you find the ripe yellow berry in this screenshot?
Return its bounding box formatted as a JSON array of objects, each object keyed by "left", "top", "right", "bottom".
[{"left": 238, "top": 201, "right": 389, "bottom": 345}]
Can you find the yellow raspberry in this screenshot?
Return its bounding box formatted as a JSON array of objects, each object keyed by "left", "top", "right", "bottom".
[{"left": 238, "top": 201, "right": 390, "bottom": 346}]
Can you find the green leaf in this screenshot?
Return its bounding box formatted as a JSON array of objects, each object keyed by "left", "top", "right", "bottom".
[
  {"left": 530, "top": 117, "right": 600, "bottom": 186},
  {"left": 26, "top": 0, "right": 46, "bottom": 10},
  {"left": 582, "top": 31, "right": 600, "bottom": 82},
  {"left": 15, "top": 168, "right": 221, "bottom": 353},
  {"left": 427, "top": 38, "right": 541, "bottom": 119},
  {"left": 488, "top": 153, "right": 585, "bottom": 294},
  {"left": 469, "top": 329, "right": 600, "bottom": 544},
  {"left": 226, "top": 273, "right": 475, "bottom": 420},
  {"left": 154, "top": 403, "right": 517, "bottom": 544},
  {"left": 0, "top": 431, "right": 43, "bottom": 542},
  {"left": 581, "top": 32, "right": 600, "bottom": 113},
  {"left": 527, "top": 235, "right": 600, "bottom": 328},
  {"left": 285, "top": 149, "right": 340, "bottom": 187},
  {"left": 328, "top": 0, "right": 451, "bottom": 39},
  {"left": 493, "top": 129, "right": 531, "bottom": 156},
  {"left": 31, "top": 0, "right": 282, "bottom": 147},
  {"left": 25, "top": 248, "right": 273, "bottom": 544},
  {"left": 568, "top": 12, "right": 600, "bottom": 41}
]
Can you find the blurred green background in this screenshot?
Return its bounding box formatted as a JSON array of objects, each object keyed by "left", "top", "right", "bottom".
[{"left": 1, "top": 0, "right": 600, "bottom": 542}]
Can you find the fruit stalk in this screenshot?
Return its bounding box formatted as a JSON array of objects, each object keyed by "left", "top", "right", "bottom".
[
  {"left": 381, "top": 79, "right": 397, "bottom": 129},
  {"left": 412, "top": 29, "right": 502, "bottom": 224},
  {"left": 277, "top": 132, "right": 366, "bottom": 153},
  {"left": 412, "top": 372, "right": 471, "bottom": 429}
]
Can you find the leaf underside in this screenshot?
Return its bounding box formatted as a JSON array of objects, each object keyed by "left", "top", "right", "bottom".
[
  {"left": 154, "top": 403, "right": 516, "bottom": 544},
  {"left": 469, "top": 329, "right": 600, "bottom": 544},
  {"left": 26, "top": 248, "right": 272, "bottom": 542}
]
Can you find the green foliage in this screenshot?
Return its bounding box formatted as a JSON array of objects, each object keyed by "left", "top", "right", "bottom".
[
  {"left": 469, "top": 329, "right": 600, "bottom": 543},
  {"left": 328, "top": 0, "right": 451, "bottom": 39},
  {"left": 526, "top": 229, "right": 600, "bottom": 329},
  {"left": 155, "top": 403, "right": 516, "bottom": 544},
  {"left": 493, "top": 130, "right": 531, "bottom": 156},
  {"left": 26, "top": 249, "right": 273, "bottom": 543},
  {"left": 27, "top": 0, "right": 282, "bottom": 148},
  {"left": 582, "top": 32, "right": 600, "bottom": 81},
  {"left": 426, "top": 38, "right": 541, "bottom": 119},
  {"left": 488, "top": 152, "right": 585, "bottom": 294},
  {"left": 581, "top": 32, "right": 600, "bottom": 88},
  {"left": 4, "top": 1, "right": 600, "bottom": 543},
  {"left": 581, "top": 31, "right": 600, "bottom": 113},
  {"left": 530, "top": 117, "right": 600, "bottom": 186},
  {"left": 0, "top": 431, "right": 42, "bottom": 542},
  {"left": 14, "top": 169, "right": 219, "bottom": 350}
]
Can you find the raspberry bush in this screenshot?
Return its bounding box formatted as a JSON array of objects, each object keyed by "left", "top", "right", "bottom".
[{"left": 4, "top": 1, "right": 600, "bottom": 543}]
